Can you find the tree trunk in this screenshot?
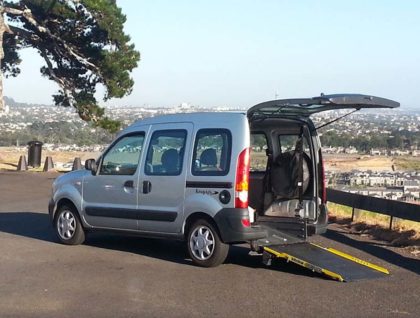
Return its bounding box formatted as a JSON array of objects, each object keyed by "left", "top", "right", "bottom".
[{"left": 0, "top": 7, "right": 5, "bottom": 112}]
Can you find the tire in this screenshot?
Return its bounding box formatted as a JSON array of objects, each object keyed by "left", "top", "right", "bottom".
[
  {"left": 54, "top": 205, "right": 85, "bottom": 245},
  {"left": 187, "top": 219, "right": 229, "bottom": 267}
]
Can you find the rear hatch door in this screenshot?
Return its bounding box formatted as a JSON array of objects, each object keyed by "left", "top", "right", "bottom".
[{"left": 247, "top": 94, "right": 399, "bottom": 118}]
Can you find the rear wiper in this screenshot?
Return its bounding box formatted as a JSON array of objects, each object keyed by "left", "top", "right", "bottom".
[{"left": 315, "top": 108, "right": 359, "bottom": 130}]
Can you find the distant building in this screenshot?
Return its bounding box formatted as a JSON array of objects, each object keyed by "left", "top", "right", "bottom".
[
  {"left": 370, "top": 149, "right": 387, "bottom": 156},
  {"left": 344, "top": 146, "right": 358, "bottom": 154}
]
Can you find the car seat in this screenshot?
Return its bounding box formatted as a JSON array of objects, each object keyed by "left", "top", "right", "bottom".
[
  {"left": 161, "top": 149, "right": 179, "bottom": 174},
  {"left": 199, "top": 148, "right": 218, "bottom": 171},
  {"left": 270, "top": 150, "right": 310, "bottom": 199}
]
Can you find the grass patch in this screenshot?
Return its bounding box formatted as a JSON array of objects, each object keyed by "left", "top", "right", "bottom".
[
  {"left": 394, "top": 156, "right": 420, "bottom": 171},
  {"left": 328, "top": 202, "right": 420, "bottom": 247}
]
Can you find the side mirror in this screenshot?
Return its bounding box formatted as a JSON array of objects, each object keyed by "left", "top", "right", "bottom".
[{"left": 84, "top": 158, "right": 97, "bottom": 175}]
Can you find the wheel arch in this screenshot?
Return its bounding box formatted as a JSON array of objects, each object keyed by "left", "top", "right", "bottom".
[
  {"left": 54, "top": 198, "right": 81, "bottom": 221},
  {"left": 183, "top": 212, "right": 220, "bottom": 240}
]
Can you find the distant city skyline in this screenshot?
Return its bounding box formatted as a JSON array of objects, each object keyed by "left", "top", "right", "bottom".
[{"left": 4, "top": 0, "right": 420, "bottom": 109}]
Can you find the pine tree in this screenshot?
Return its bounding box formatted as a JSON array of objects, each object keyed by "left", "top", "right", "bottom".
[{"left": 0, "top": 0, "right": 140, "bottom": 132}]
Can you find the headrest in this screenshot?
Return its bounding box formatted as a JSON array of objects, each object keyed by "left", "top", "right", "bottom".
[
  {"left": 200, "top": 148, "right": 217, "bottom": 166},
  {"left": 161, "top": 149, "right": 179, "bottom": 167}
]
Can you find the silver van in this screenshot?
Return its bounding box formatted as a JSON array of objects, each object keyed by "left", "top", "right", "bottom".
[{"left": 49, "top": 94, "right": 398, "bottom": 267}]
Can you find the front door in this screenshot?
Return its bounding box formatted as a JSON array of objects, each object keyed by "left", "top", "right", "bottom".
[
  {"left": 137, "top": 123, "right": 193, "bottom": 233},
  {"left": 83, "top": 132, "right": 146, "bottom": 230}
]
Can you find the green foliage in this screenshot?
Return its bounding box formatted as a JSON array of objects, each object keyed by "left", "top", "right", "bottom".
[
  {"left": 320, "top": 129, "right": 420, "bottom": 152},
  {"left": 251, "top": 134, "right": 267, "bottom": 150},
  {"left": 395, "top": 157, "right": 420, "bottom": 171},
  {"left": 2, "top": 0, "right": 140, "bottom": 132},
  {"left": 1, "top": 32, "right": 22, "bottom": 77},
  {"left": 0, "top": 120, "right": 114, "bottom": 146}
]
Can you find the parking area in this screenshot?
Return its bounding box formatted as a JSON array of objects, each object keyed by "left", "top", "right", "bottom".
[{"left": 0, "top": 171, "right": 419, "bottom": 317}]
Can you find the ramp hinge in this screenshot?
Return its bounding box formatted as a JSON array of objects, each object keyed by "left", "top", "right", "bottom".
[{"left": 262, "top": 251, "right": 272, "bottom": 266}]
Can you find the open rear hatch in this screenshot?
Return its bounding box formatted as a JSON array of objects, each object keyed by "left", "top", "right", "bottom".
[
  {"left": 247, "top": 94, "right": 400, "bottom": 233},
  {"left": 247, "top": 93, "right": 399, "bottom": 119},
  {"left": 247, "top": 94, "right": 397, "bottom": 281}
]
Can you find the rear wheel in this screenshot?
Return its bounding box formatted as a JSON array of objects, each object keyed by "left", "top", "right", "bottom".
[
  {"left": 187, "top": 219, "right": 229, "bottom": 267},
  {"left": 54, "top": 205, "right": 85, "bottom": 245}
]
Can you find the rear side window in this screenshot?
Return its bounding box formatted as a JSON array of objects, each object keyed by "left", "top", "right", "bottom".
[
  {"left": 145, "top": 130, "right": 187, "bottom": 176},
  {"left": 192, "top": 129, "right": 231, "bottom": 176}
]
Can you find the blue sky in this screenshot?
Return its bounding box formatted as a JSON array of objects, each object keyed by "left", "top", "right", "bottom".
[{"left": 4, "top": 0, "right": 420, "bottom": 109}]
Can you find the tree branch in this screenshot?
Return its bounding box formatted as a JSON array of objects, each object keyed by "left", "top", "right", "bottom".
[
  {"left": 4, "top": 7, "right": 47, "bottom": 32},
  {"left": 4, "top": 4, "right": 100, "bottom": 74},
  {"left": 39, "top": 48, "right": 75, "bottom": 108},
  {"left": 8, "top": 25, "right": 40, "bottom": 41},
  {"left": 39, "top": 48, "right": 101, "bottom": 124}
]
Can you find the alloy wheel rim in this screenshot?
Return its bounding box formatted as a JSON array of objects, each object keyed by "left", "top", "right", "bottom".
[
  {"left": 189, "top": 225, "right": 215, "bottom": 260},
  {"left": 57, "top": 210, "right": 76, "bottom": 240}
]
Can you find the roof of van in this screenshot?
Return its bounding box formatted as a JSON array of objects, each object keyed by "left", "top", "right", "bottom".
[{"left": 127, "top": 111, "right": 247, "bottom": 129}]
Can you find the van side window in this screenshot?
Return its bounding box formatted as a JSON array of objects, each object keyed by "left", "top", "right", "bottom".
[
  {"left": 100, "top": 133, "right": 145, "bottom": 175},
  {"left": 250, "top": 133, "right": 268, "bottom": 171},
  {"left": 192, "top": 129, "right": 231, "bottom": 176},
  {"left": 145, "top": 130, "right": 187, "bottom": 176}
]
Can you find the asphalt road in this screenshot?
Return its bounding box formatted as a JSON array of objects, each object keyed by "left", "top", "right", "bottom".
[{"left": 0, "top": 171, "right": 419, "bottom": 318}]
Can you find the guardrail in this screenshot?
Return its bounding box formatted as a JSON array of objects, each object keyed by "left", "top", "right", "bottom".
[{"left": 327, "top": 188, "right": 420, "bottom": 229}]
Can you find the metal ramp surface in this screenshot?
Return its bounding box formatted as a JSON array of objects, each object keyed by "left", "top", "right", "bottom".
[{"left": 263, "top": 242, "right": 389, "bottom": 282}]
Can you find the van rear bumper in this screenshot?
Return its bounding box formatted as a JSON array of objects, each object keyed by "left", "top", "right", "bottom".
[
  {"left": 214, "top": 208, "right": 267, "bottom": 244},
  {"left": 308, "top": 204, "right": 328, "bottom": 235}
]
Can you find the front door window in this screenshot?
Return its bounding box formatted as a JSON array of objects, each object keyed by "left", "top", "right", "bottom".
[{"left": 100, "top": 134, "right": 145, "bottom": 175}]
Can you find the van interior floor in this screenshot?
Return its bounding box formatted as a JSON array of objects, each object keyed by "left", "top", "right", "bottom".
[{"left": 254, "top": 222, "right": 306, "bottom": 246}]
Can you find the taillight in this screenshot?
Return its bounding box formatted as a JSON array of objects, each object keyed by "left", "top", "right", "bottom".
[
  {"left": 235, "top": 147, "right": 250, "bottom": 208},
  {"left": 319, "top": 151, "right": 327, "bottom": 204},
  {"left": 241, "top": 218, "right": 251, "bottom": 227}
]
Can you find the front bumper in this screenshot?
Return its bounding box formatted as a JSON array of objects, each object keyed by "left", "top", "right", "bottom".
[{"left": 214, "top": 208, "right": 267, "bottom": 244}]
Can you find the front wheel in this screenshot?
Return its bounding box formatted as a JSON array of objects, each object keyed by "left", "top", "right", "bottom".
[
  {"left": 187, "top": 219, "right": 229, "bottom": 267},
  {"left": 54, "top": 205, "right": 85, "bottom": 245}
]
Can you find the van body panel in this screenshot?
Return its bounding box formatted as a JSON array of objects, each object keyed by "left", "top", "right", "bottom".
[
  {"left": 183, "top": 193, "right": 225, "bottom": 219},
  {"left": 49, "top": 171, "right": 85, "bottom": 223},
  {"left": 81, "top": 129, "right": 149, "bottom": 230},
  {"left": 137, "top": 122, "right": 193, "bottom": 233}
]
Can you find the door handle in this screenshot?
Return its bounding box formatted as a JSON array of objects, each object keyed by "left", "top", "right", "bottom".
[
  {"left": 124, "top": 180, "right": 134, "bottom": 188},
  {"left": 143, "top": 180, "right": 152, "bottom": 194}
]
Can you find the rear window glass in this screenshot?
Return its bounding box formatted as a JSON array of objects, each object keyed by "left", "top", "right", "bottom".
[
  {"left": 192, "top": 129, "right": 231, "bottom": 176},
  {"left": 250, "top": 133, "right": 268, "bottom": 171},
  {"left": 279, "top": 134, "right": 311, "bottom": 157}
]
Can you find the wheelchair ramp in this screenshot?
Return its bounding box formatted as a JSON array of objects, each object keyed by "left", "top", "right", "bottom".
[{"left": 263, "top": 242, "right": 389, "bottom": 282}]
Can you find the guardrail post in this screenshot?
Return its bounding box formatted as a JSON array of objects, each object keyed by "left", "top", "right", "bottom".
[
  {"left": 351, "top": 207, "right": 355, "bottom": 222},
  {"left": 389, "top": 216, "right": 393, "bottom": 230}
]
